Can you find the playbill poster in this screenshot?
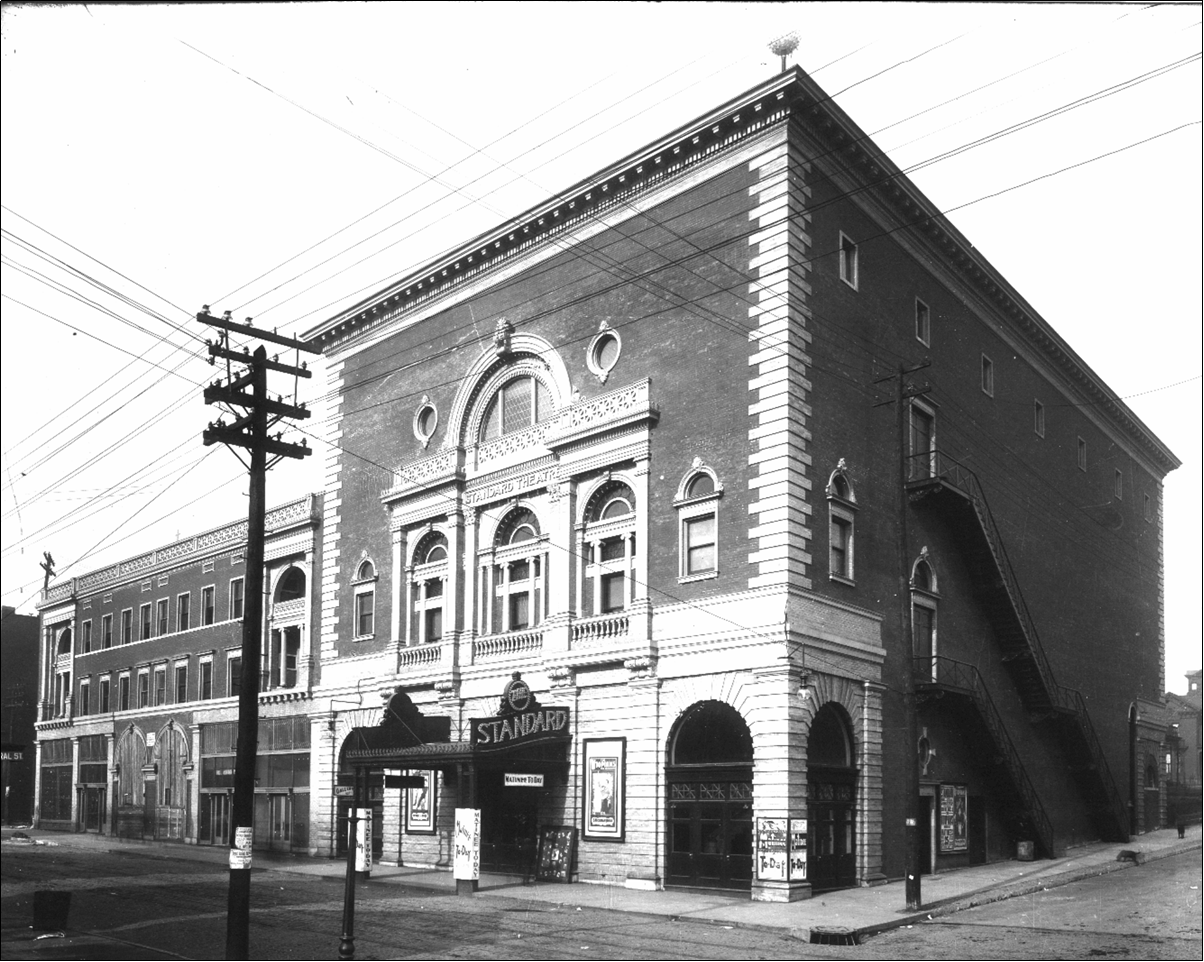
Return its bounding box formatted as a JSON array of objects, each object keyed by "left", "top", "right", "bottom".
[
  {"left": 583, "top": 738, "right": 625, "bottom": 840},
  {"left": 405, "top": 769, "right": 436, "bottom": 834},
  {"left": 939, "top": 783, "right": 968, "bottom": 852}
]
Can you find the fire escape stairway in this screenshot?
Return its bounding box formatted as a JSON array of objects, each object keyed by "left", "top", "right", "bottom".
[
  {"left": 915, "top": 656, "right": 1056, "bottom": 858},
  {"left": 906, "top": 451, "right": 1129, "bottom": 843}
]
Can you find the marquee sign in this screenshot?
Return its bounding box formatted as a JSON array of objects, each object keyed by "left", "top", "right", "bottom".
[
  {"left": 471, "top": 708, "right": 570, "bottom": 751},
  {"left": 470, "top": 672, "right": 570, "bottom": 752}
]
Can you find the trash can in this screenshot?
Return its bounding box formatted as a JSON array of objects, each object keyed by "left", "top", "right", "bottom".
[
  {"left": 1016, "top": 840, "right": 1035, "bottom": 861},
  {"left": 32, "top": 890, "right": 71, "bottom": 930}
]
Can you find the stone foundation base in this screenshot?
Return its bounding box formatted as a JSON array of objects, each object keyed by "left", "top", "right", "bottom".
[{"left": 751, "top": 879, "right": 812, "bottom": 902}]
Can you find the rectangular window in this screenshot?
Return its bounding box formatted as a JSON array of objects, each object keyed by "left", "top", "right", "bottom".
[
  {"left": 177, "top": 593, "right": 191, "bottom": 632},
  {"left": 202, "top": 586, "right": 215, "bottom": 625},
  {"left": 138, "top": 671, "right": 150, "bottom": 709},
  {"left": 82, "top": 620, "right": 93, "bottom": 653},
  {"left": 121, "top": 609, "right": 133, "bottom": 646},
  {"left": 230, "top": 578, "right": 244, "bottom": 620},
  {"left": 157, "top": 599, "right": 169, "bottom": 636},
  {"left": 910, "top": 404, "right": 936, "bottom": 479},
  {"left": 600, "top": 571, "right": 625, "bottom": 613},
  {"left": 1114, "top": 469, "right": 1123, "bottom": 500},
  {"left": 915, "top": 299, "right": 931, "bottom": 346},
  {"left": 981, "top": 355, "right": 994, "bottom": 397},
  {"left": 424, "top": 607, "right": 443, "bottom": 644},
  {"left": 1033, "top": 399, "right": 1045, "bottom": 438},
  {"left": 99, "top": 676, "right": 110, "bottom": 714},
  {"left": 830, "top": 516, "right": 853, "bottom": 581},
  {"left": 153, "top": 667, "right": 167, "bottom": 706},
  {"left": 200, "top": 660, "right": 213, "bottom": 700},
  {"left": 102, "top": 614, "right": 113, "bottom": 649},
  {"left": 684, "top": 514, "right": 717, "bottom": 575},
  {"left": 118, "top": 674, "right": 131, "bottom": 712},
  {"left": 228, "top": 656, "right": 242, "bottom": 697},
  {"left": 1144, "top": 493, "right": 1153, "bottom": 523},
  {"left": 175, "top": 664, "right": 188, "bottom": 703},
  {"left": 78, "top": 680, "right": 90, "bottom": 717},
  {"left": 1077, "top": 437, "right": 1087, "bottom": 472},
  {"left": 140, "top": 603, "right": 152, "bottom": 640},
  {"left": 839, "top": 233, "right": 858, "bottom": 289},
  {"left": 509, "top": 592, "right": 530, "bottom": 630},
  {"left": 356, "top": 589, "right": 375, "bottom": 638}
]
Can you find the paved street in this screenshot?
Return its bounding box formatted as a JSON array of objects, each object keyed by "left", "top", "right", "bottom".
[{"left": 2, "top": 841, "right": 1200, "bottom": 959}]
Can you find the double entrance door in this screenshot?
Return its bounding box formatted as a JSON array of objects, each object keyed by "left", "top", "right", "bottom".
[
  {"left": 808, "top": 768, "right": 857, "bottom": 890},
  {"left": 666, "top": 768, "right": 753, "bottom": 890},
  {"left": 79, "top": 786, "right": 105, "bottom": 833}
]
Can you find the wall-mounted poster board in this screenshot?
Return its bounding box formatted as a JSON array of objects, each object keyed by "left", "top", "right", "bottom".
[
  {"left": 535, "top": 824, "right": 577, "bottom": 882},
  {"left": 582, "top": 738, "right": 625, "bottom": 840},
  {"left": 939, "top": 783, "right": 968, "bottom": 852},
  {"left": 404, "top": 769, "right": 436, "bottom": 834},
  {"left": 756, "top": 817, "right": 808, "bottom": 881}
]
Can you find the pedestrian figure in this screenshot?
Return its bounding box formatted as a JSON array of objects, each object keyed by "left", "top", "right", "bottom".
[{"left": 1176, "top": 816, "right": 1186, "bottom": 839}]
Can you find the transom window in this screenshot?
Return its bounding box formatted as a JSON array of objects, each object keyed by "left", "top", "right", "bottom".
[
  {"left": 480, "top": 376, "right": 551, "bottom": 442},
  {"left": 827, "top": 465, "right": 857, "bottom": 586},
  {"left": 410, "top": 531, "right": 449, "bottom": 646}
]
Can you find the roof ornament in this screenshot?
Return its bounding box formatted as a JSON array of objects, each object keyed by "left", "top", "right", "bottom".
[{"left": 768, "top": 31, "right": 799, "bottom": 74}]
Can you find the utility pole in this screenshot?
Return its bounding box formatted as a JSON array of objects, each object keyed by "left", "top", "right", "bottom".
[
  {"left": 197, "top": 307, "right": 318, "bottom": 960},
  {"left": 876, "top": 358, "right": 930, "bottom": 912}
]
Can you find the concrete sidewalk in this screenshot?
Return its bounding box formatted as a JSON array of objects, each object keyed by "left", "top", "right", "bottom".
[{"left": 4, "top": 823, "right": 1201, "bottom": 945}]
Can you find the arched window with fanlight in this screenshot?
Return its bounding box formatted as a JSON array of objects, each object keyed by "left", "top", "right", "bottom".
[
  {"left": 478, "top": 508, "right": 548, "bottom": 636},
  {"left": 674, "top": 463, "right": 723, "bottom": 582},
  {"left": 580, "top": 479, "right": 637, "bottom": 616},
  {"left": 409, "top": 531, "right": 449, "bottom": 646},
  {"left": 910, "top": 551, "right": 939, "bottom": 682},
  {"left": 352, "top": 559, "right": 377, "bottom": 640},
  {"left": 826, "top": 462, "right": 857, "bottom": 585}
]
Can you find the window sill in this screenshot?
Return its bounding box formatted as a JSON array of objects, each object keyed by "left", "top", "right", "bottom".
[
  {"left": 829, "top": 574, "right": 856, "bottom": 587},
  {"left": 354, "top": 634, "right": 375, "bottom": 642},
  {"left": 678, "top": 570, "right": 718, "bottom": 585}
]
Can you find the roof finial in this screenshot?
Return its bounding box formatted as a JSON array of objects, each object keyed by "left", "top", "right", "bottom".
[{"left": 768, "top": 31, "right": 799, "bottom": 74}]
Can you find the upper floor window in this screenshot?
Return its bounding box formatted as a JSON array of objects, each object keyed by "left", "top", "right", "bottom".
[
  {"left": 480, "top": 376, "right": 551, "bottom": 442},
  {"left": 582, "top": 480, "right": 637, "bottom": 615},
  {"left": 137, "top": 670, "right": 150, "bottom": 708},
  {"left": 227, "top": 654, "right": 243, "bottom": 697},
  {"left": 78, "top": 679, "right": 90, "bottom": 717},
  {"left": 1114, "top": 469, "right": 1124, "bottom": 500},
  {"left": 675, "top": 464, "right": 723, "bottom": 582},
  {"left": 910, "top": 552, "right": 939, "bottom": 682},
  {"left": 839, "top": 232, "right": 859, "bottom": 289},
  {"left": 202, "top": 586, "right": 215, "bottom": 625},
  {"left": 909, "top": 402, "right": 936, "bottom": 480},
  {"left": 229, "top": 578, "right": 245, "bottom": 620},
  {"left": 121, "top": 609, "right": 133, "bottom": 646},
  {"left": 157, "top": 598, "right": 169, "bottom": 636},
  {"left": 267, "top": 627, "right": 301, "bottom": 689},
  {"left": 915, "top": 298, "right": 931, "bottom": 346},
  {"left": 981, "top": 355, "right": 994, "bottom": 397},
  {"left": 153, "top": 665, "right": 167, "bottom": 706},
  {"left": 411, "top": 532, "right": 449, "bottom": 645},
  {"left": 140, "top": 603, "right": 152, "bottom": 641},
  {"left": 102, "top": 614, "right": 113, "bottom": 649},
  {"left": 276, "top": 566, "right": 306, "bottom": 603},
  {"left": 82, "top": 620, "right": 92, "bottom": 653},
  {"left": 1033, "top": 399, "right": 1045, "bottom": 438},
  {"left": 1077, "top": 437, "right": 1087, "bottom": 472},
  {"left": 175, "top": 662, "right": 188, "bottom": 703},
  {"left": 826, "top": 464, "right": 857, "bottom": 585},
  {"left": 482, "top": 508, "right": 547, "bottom": 634},
  {"left": 177, "top": 593, "right": 191, "bottom": 632},
  {"left": 353, "top": 560, "right": 376, "bottom": 639}
]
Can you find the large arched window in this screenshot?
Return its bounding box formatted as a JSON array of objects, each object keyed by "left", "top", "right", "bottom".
[
  {"left": 410, "top": 531, "right": 449, "bottom": 645},
  {"left": 275, "top": 566, "right": 306, "bottom": 603},
  {"left": 479, "top": 376, "right": 551, "bottom": 442},
  {"left": 581, "top": 480, "right": 637, "bottom": 616}
]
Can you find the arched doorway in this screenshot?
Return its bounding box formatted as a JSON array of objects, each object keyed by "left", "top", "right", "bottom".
[
  {"left": 665, "top": 701, "right": 754, "bottom": 890},
  {"left": 807, "top": 702, "right": 857, "bottom": 890}
]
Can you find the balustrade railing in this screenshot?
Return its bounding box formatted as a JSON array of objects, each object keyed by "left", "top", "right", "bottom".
[
  {"left": 571, "top": 611, "right": 630, "bottom": 647},
  {"left": 473, "top": 628, "right": 543, "bottom": 660},
  {"left": 398, "top": 642, "right": 442, "bottom": 671}
]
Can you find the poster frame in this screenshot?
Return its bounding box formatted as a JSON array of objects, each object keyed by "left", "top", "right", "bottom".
[
  {"left": 582, "top": 737, "right": 626, "bottom": 841},
  {"left": 404, "top": 769, "right": 437, "bottom": 835}
]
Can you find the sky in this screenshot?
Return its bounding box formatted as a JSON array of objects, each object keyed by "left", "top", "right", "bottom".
[{"left": 1, "top": 2, "right": 1200, "bottom": 692}]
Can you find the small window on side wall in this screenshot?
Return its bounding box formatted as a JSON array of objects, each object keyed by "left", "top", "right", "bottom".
[
  {"left": 1033, "top": 399, "right": 1045, "bottom": 438},
  {"left": 915, "top": 299, "right": 930, "bottom": 346},
  {"left": 1077, "top": 437, "right": 1087, "bottom": 472},
  {"left": 981, "top": 355, "right": 994, "bottom": 397},
  {"left": 675, "top": 462, "right": 723, "bottom": 583},
  {"left": 839, "top": 233, "right": 859, "bottom": 290}
]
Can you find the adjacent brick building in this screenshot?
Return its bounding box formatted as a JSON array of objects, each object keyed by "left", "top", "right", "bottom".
[{"left": 34, "top": 495, "right": 321, "bottom": 849}]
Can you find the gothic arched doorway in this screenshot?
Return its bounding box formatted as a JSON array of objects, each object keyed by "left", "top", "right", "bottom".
[
  {"left": 807, "top": 702, "right": 858, "bottom": 890},
  {"left": 665, "top": 701, "right": 754, "bottom": 890}
]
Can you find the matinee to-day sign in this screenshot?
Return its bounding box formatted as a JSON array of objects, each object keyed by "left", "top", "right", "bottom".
[{"left": 454, "top": 808, "right": 481, "bottom": 880}]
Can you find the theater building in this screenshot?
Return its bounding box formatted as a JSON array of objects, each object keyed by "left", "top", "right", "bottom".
[
  {"left": 34, "top": 495, "right": 321, "bottom": 851},
  {"left": 301, "top": 65, "right": 1178, "bottom": 899}
]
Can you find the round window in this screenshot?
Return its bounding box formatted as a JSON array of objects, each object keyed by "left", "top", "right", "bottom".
[
  {"left": 587, "top": 326, "right": 622, "bottom": 383},
  {"left": 413, "top": 400, "right": 438, "bottom": 446}
]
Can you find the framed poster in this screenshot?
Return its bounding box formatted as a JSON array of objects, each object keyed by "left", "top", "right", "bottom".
[
  {"left": 755, "top": 817, "right": 788, "bottom": 881},
  {"left": 939, "top": 783, "right": 968, "bottom": 852},
  {"left": 535, "top": 824, "right": 577, "bottom": 882},
  {"left": 404, "top": 769, "right": 437, "bottom": 834},
  {"left": 582, "top": 738, "right": 625, "bottom": 841}
]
